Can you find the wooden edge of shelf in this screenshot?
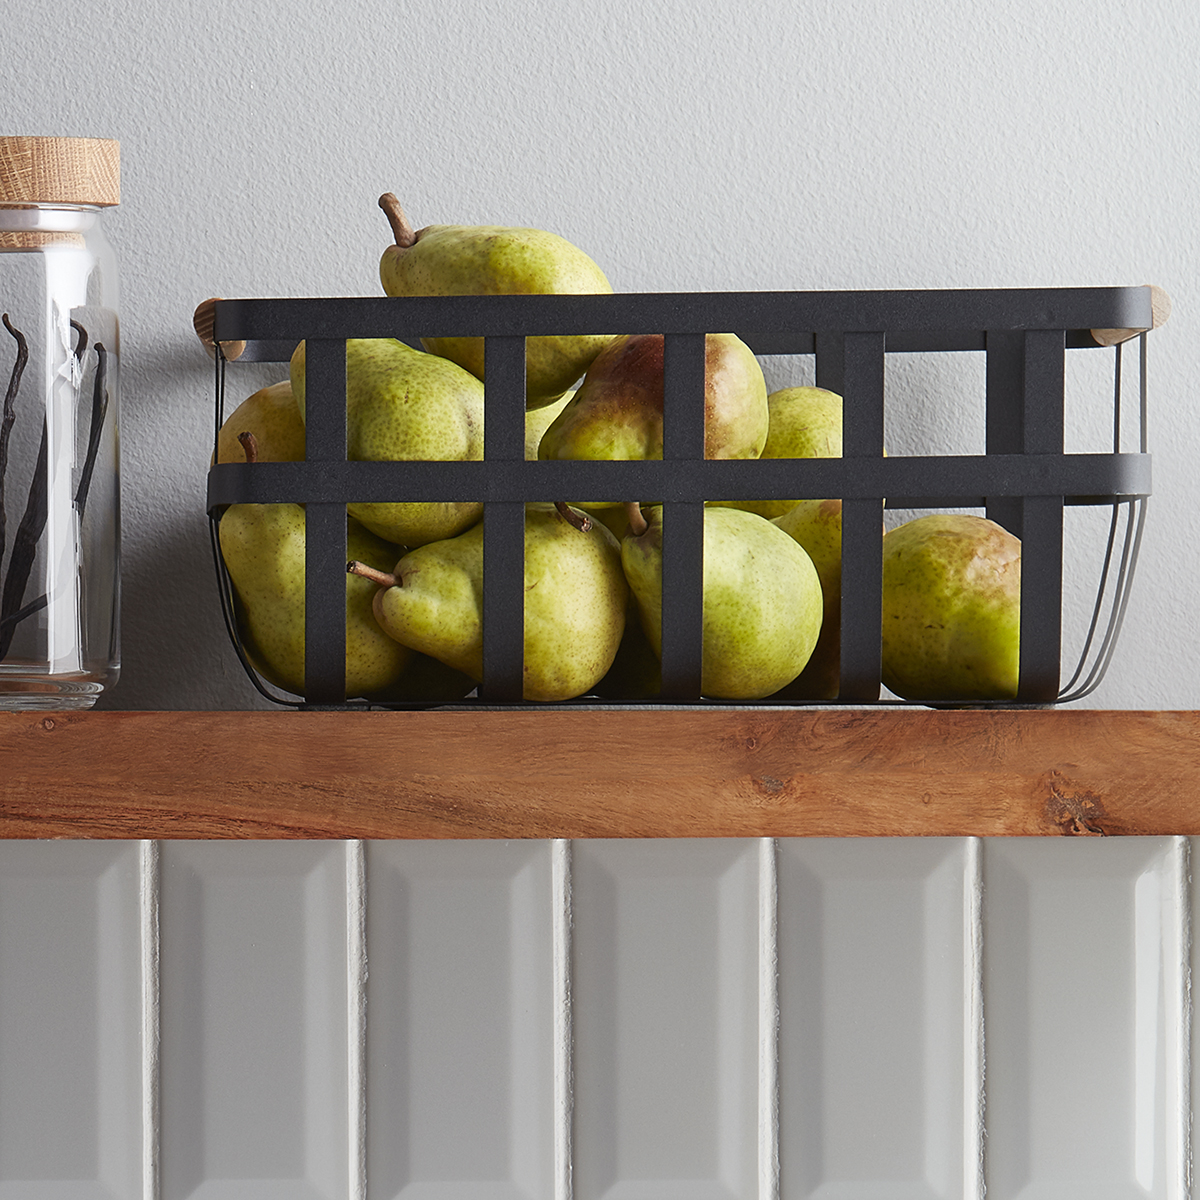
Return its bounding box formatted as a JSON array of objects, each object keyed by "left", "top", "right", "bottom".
[{"left": 0, "top": 708, "right": 1197, "bottom": 840}]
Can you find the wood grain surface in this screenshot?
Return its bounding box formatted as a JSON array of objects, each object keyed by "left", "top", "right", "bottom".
[
  {"left": 0, "top": 708, "right": 1197, "bottom": 840},
  {"left": 0, "top": 136, "right": 120, "bottom": 207}
]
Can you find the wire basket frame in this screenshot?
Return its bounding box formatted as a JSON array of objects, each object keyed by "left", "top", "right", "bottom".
[{"left": 204, "top": 288, "right": 1154, "bottom": 709}]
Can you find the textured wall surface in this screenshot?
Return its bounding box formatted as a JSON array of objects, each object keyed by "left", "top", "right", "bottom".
[{"left": 0, "top": 0, "right": 1195, "bottom": 710}]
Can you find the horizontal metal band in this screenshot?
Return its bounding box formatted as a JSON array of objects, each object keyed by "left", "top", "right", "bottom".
[
  {"left": 212, "top": 288, "right": 1154, "bottom": 351},
  {"left": 225, "top": 329, "right": 1111, "bottom": 363},
  {"left": 207, "top": 452, "right": 1151, "bottom": 512}
]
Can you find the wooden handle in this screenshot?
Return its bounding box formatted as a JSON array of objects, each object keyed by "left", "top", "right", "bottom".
[
  {"left": 192, "top": 297, "right": 246, "bottom": 362},
  {"left": 1091, "top": 284, "right": 1172, "bottom": 346}
]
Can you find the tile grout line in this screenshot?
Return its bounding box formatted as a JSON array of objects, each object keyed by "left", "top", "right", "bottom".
[
  {"left": 1170, "top": 836, "right": 1192, "bottom": 1200},
  {"left": 552, "top": 839, "right": 573, "bottom": 1200},
  {"left": 347, "top": 840, "right": 367, "bottom": 1200},
  {"left": 964, "top": 837, "right": 985, "bottom": 1200},
  {"left": 140, "top": 840, "right": 160, "bottom": 1200},
  {"left": 759, "top": 838, "right": 780, "bottom": 1200}
]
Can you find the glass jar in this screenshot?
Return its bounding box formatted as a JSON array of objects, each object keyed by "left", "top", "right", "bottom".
[{"left": 0, "top": 136, "right": 120, "bottom": 708}]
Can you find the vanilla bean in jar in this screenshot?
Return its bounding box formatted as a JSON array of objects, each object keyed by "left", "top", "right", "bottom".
[{"left": 0, "top": 136, "right": 120, "bottom": 708}]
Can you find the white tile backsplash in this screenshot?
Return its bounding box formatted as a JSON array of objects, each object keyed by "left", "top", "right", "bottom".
[
  {"left": 981, "top": 838, "right": 1185, "bottom": 1200},
  {"left": 570, "top": 840, "right": 764, "bottom": 1200},
  {"left": 158, "top": 841, "right": 351, "bottom": 1200},
  {"left": 0, "top": 841, "right": 143, "bottom": 1200},
  {"left": 364, "top": 840, "right": 556, "bottom": 1200},
  {"left": 776, "top": 839, "right": 973, "bottom": 1200},
  {"left": 0, "top": 836, "right": 1192, "bottom": 1199}
]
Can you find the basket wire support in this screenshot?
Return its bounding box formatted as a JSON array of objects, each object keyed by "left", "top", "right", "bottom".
[
  {"left": 659, "top": 332, "right": 707, "bottom": 702},
  {"left": 301, "top": 337, "right": 349, "bottom": 707},
  {"left": 480, "top": 335, "right": 527, "bottom": 703},
  {"left": 1141, "top": 330, "right": 1149, "bottom": 454},
  {"left": 208, "top": 347, "right": 306, "bottom": 708},
  {"left": 1058, "top": 338, "right": 1149, "bottom": 702},
  {"left": 1059, "top": 340, "right": 1127, "bottom": 700},
  {"left": 1078, "top": 498, "right": 1146, "bottom": 700},
  {"left": 1058, "top": 497, "right": 1145, "bottom": 703}
]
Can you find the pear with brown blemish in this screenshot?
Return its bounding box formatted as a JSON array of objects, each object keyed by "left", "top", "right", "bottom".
[
  {"left": 538, "top": 333, "right": 768, "bottom": 513},
  {"left": 712, "top": 386, "right": 843, "bottom": 520},
  {"left": 881, "top": 513, "right": 1021, "bottom": 702}
]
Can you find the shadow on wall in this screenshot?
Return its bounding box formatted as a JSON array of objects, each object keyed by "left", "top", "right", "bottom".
[
  {"left": 96, "top": 335, "right": 283, "bottom": 711},
  {"left": 95, "top": 512, "right": 271, "bottom": 711}
]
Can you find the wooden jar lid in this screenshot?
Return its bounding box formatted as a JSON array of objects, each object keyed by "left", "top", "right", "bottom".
[{"left": 0, "top": 137, "right": 120, "bottom": 207}]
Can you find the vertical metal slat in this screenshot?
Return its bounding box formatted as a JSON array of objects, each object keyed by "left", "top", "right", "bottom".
[
  {"left": 660, "top": 332, "right": 707, "bottom": 701},
  {"left": 986, "top": 329, "right": 1065, "bottom": 702},
  {"left": 302, "top": 338, "right": 348, "bottom": 705},
  {"left": 820, "top": 331, "right": 885, "bottom": 702},
  {"left": 481, "top": 335, "right": 527, "bottom": 702}
]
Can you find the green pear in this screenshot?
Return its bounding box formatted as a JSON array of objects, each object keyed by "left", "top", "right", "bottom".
[
  {"left": 214, "top": 380, "right": 306, "bottom": 465},
  {"left": 218, "top": 505, "right": 412, "bottom": 699},
  {"left": 770, "top": 498, "right": 843, "bottom": 700},
  {"left": 881, "top": 512, "right": 1020, "bottom": 702},
  {"left": 365, "top": 520, "right": 486, "bottom": 680},
  {"left": 290, "top": 337, "right": 485, "bottom": 547},
  {"left": 378, "top": 194, "right": 613, "bottom": 410},
  {"left": 526, "top": 389, "right": 574, "bottom": 460},
  {"left": 620, "top": 504, "right": 823, "bottom": 701},
  {"left": 539, "top": 334, "right": 768, "bottom": 475},
  {"left": 590, "top": 593, "right": 662, "bottom": 701},
  {"left": 523, "top": 504, "right": 628, "bottom": 700},
  {"left": 713, "top": 386, "right": 842, "bottom": 519},
  {"left": 588, "top": 502, "right": 633, "bottom": 542},
  {"left": 356, "top": 503, "right": 628, "bottom": 702}
]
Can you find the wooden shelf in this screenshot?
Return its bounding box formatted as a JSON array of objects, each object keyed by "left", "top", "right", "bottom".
[{"left": 1, "top": 708, "right": 1198, "bottom": 839}]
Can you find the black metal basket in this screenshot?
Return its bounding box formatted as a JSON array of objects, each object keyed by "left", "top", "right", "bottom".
[{"left": 205, "top": 287, "right": 1154, "bottom": 709}]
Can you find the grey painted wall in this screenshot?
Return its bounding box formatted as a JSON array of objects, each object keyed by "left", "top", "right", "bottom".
[{"left": 3, "top": 0, "right": 1195, "bottom": 710}]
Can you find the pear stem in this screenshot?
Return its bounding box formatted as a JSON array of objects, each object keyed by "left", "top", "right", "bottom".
[
  {"left": 624, "top": 501, "right": 648, "bottom": 537},
  {"left": 347, "top": 560, "right": 399, "bottom": 588},
  {"left": 554, "top": 501, "right": 592, "bottom": 532},
  {"left": 378, "top": 193, "right": 418, "bottom": 248},
  {"left": 238, "top": 431, "right": 258, "bottom": 464}
]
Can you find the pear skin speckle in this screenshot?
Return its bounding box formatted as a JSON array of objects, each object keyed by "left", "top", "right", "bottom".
[
  {"left": 290, "top": 338, "right": 486, "bottom": 547},
  {"left": 714, "top": 386, "right": 843, "bottom": 520},
  {"left": 366, "top": 505, "right": 627, "bottom": 701},
  {"left": 219, "top": 506, "right": 411, "bottom": 699},
  {"left": 771, "top": 498, "right": 844, "bottom": 700},
  {"left": 522, "top": 504, "right": 627, "bottom": 702},
  {"left": 621, "top": 505, "right": 823, "bottom": 700},
  {"left": 214, "top": 380, "right": 305, "bottom": 466},
  {"left": 881, "top": 513, "right": 1021, "bottom": 701},
  {"left": 379, "top": 221, "right": 614, "bottom": 408},
  {"left": 374, "top": 522, "right": 487, "bottom": 680},
  {"left": 539, "top": 333, "right": 767, "bottom": 464}
]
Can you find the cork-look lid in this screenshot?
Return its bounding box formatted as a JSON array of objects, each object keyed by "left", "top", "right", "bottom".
[{"left": 0, "top": 137, "right": 120, "bottom": 207}]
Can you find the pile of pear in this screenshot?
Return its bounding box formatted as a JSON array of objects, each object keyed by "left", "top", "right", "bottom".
[
  {"left": 213, "top": 195, "right": 1023, "bottom": 705},
  {"left": 213, "top": 353, "right": 837, "bottom": 705}
]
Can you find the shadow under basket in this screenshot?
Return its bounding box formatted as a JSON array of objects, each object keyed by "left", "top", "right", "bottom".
[{"left": 203, "top": 287, "right": 1156, "bottom": 710}]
